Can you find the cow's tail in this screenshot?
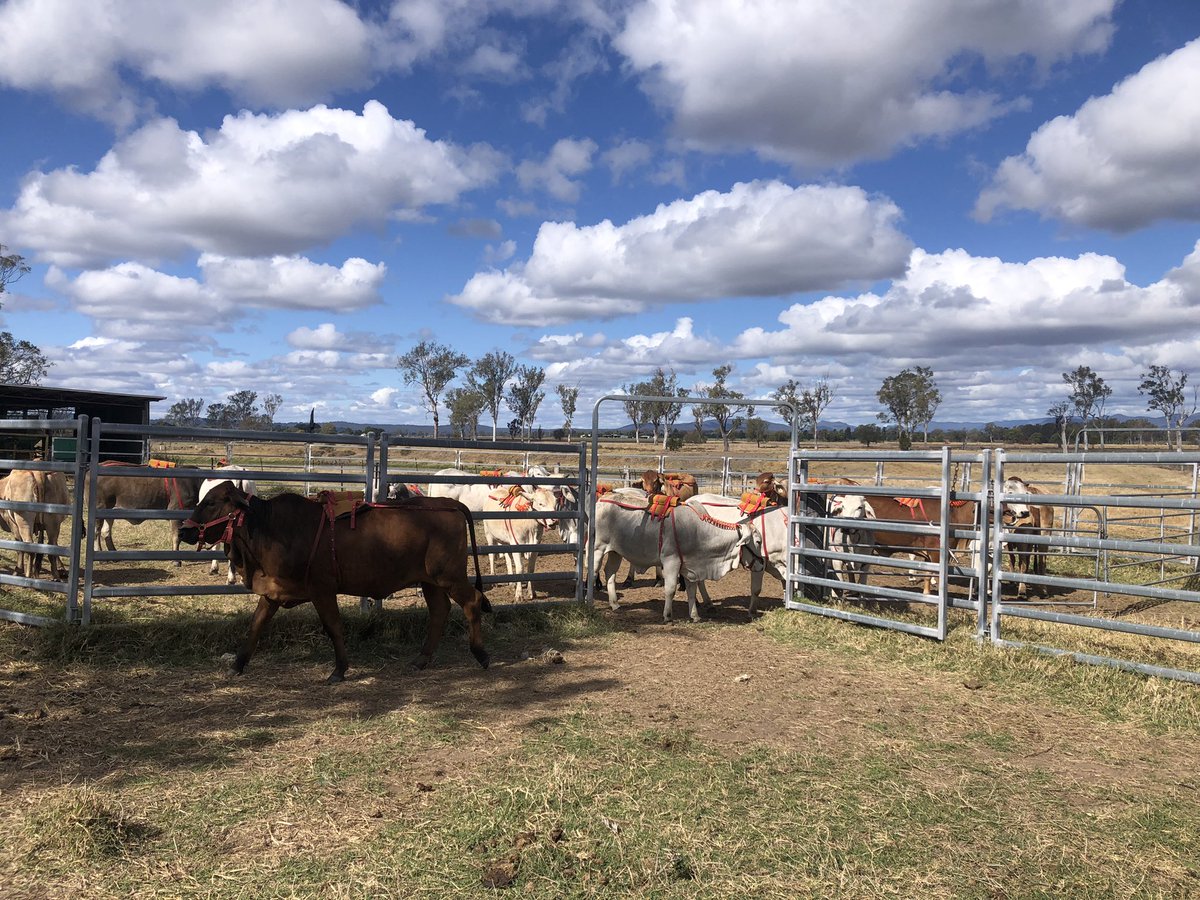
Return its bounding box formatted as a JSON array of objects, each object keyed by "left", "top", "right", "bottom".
[{"left": 460, "top": 505, "right": 493, "bottom": 612}]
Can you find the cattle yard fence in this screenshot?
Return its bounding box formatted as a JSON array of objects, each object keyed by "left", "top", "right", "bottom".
[
  {"left": 0, "top": 415, "right": 88, "bottom": 626},
  {"left": 2, "top": 419, "right": 586, "bottom": 626},
  {"left": 788, "top": 445, "right": 1200, "bottom": 684}
]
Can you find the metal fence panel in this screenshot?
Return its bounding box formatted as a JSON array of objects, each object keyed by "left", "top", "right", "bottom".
[
  {"left": 0, "top": 415, "right": 88, "bottom": 626},
  {"left": 785, "top": 447, "right": 991, "bottom": 641}
]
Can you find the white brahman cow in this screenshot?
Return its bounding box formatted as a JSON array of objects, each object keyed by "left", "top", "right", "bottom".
[
  {"left": 593, "top": 491, "right": 765, "bottom": 623},
  {"left": 826, "top": 493, "right": 877, "bottom": 600},
  {"left": 482, "top": 485, "right": 558, "bottom": 601}
]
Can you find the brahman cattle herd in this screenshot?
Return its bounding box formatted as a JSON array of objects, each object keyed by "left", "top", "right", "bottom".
[{"left": 0, "top": 459, "right": 1055, "bottom": 683}]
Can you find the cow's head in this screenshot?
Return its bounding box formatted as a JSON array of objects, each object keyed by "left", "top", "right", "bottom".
[
  {"left": 737, "top": 521, "right": 767, "bottom": 572},
  {"left": 755, "top": 471, "right": 785, "bottom": 499},
  {"left": 529, "top": 486, "right": 560, "bottom": 529},
  {"left": 1001, "top": 477, "right": 1036, "bottom": 528},
  {"left": 1001, "top": 502, "right": 1033, "bottom": 528},
  {"left": 641, "top": 470, "right": 663, "bottom": 494},
  {"left": 829, "top": 494, "right": 875, "bottom": 521},
  {"left": 553, "top": 484, "right": 579, "bottom": 543},
  {"left": 179, "top": 480, "right": 251, "bottom": 547}
]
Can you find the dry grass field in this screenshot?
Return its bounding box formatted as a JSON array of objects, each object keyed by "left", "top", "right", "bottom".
[{"left": 2, "top": 437, "right": 1200, "bottom": 896}]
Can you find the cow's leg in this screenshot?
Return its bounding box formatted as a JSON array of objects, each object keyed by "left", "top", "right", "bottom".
[
  {"left": 442, "top": 580, "right": 490, "bottom": 670},
  {"left": 525, "top": 547, "right": 539, "bottom": 600},
  {"left": 311, "top": 593, "right": 349, "bottom": 684},
  {"left": 234, "top": 596, "right": 279, "bottom": 676},
  {"left": 412, "top": 583, "right": 451, "bottom": 670},
  {"left": 685, "top": 580, "right": 701, "bottom": 623},
  {"left": 748, "top": 569, "right": 764, "bottom": 616},
  {"left": 1012, "top": 533, "right": 1029, "bottom": 598},
  {"left": 660, "top": 559, "right": 682, "bottom": 622},
  {"left": 695, "top": 579, "right": 712, "bottom": 607},
  {"left": 603, "top": 552, "right": 623, "bottom": 611},
  {"left": 101, "top": 519, "right": 116, "bottom": 552},
  {"left": 170, "top": 522, "right": 184, "bottom": 567},
  {"left": 43, "top": 520, "right": 65, "bottom": 581},
  {"left": 12, "top": 517, "right": 36, "bottom": 578},
  {"left": 621, "top": 561, "right": 636, "bottom": 587}
]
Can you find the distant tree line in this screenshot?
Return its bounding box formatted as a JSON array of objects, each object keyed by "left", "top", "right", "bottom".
[
  {"left": 162, "top": 390, "right": 283, "bottom": 430},
  {"left": 153, "top": 340, "right": 1198, "bottom": 450}
]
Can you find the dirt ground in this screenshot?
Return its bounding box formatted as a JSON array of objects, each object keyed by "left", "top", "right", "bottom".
[
  {"left": 4, "top": 531, "right": 1198, "bottom": 788},
  {"left": 3, "top": 582, "right": 1198, "bottom": 810}
]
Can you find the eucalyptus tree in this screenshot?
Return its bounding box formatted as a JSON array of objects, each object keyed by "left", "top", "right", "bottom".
[
  {"left": 506, "top": 365, "right": 546, "bottom": 440},
  {"left": 700, "top": 365, "right": 746, "bottom": 453},
  {"left": 555, "top": 383, "right": 580, "bottom": 440},
  {"left": 1138, "top": 365, "right": 1194, "bottom": 451},
  {"left": 468, "top": 350, "right": 519, "bottom": 441},
  {"left": 397, "top": 340, "right": 470, "bottom": 439}
]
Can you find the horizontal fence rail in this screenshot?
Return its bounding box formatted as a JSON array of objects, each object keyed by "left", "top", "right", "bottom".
[{"left": 785, "top": 444, "right": 1200, "bottom": 684}]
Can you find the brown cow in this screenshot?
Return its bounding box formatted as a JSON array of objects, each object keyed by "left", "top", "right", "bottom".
[
  {"left": 0, "top": 469, "right": 71, "bottom": 579},
  {"left": 754, "top": 472, "right": 787, "bottom": 505},
  {"left": 829, "top": 492, "right": 978, "bottom": 595},
  {"left": 640, "top": 470, "right": 697, "bottom": 500},
  {"left": 178, "top": 483, "right": 492, "bottom": 683},
  {"left": 1001, "top": 475, "right": 1055, "bottom": 598},
  {"left": 93, "top": 462, "right": 202, "bottom": 564}
]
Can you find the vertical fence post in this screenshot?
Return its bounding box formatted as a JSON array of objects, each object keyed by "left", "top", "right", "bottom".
[
  {"left": 82, "top": 417, "right": 103, "bottom": 627},
  {"left": 989, "top": 450, "right": 1005, "bottom": 643},
  {"left": 64, "top": 414, "right": 88, "bottom": 624},
  {"left": 936, "top": 447, "right": 951, "bottom": 639},
  {"left": 976, "top": 450, "right": 992, "bottom": 638},
  {"left": 377, "top": 432, "right": 390, "bottom": 500},
  {"left": 575, "top": 442, "right": 587, "bottom": 604}
]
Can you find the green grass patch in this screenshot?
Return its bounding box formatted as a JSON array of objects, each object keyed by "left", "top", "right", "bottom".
[{"left": 760, "top": 609, "right": 1200, "bottom": 733}]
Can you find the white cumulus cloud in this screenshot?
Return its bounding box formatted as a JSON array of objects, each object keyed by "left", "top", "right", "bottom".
[
  {"left": 2, "top": 102, "right": 502, "bottom": 267},
  {"left": 976, "top": 38, "right": 1200, "bottom": 231},
  {"left": 0, "top": 0, "right": 374, "bottom": 123},
  {"left": 47, "top": 255, "right": 385, "bottom": 339},
  {"left": 615, "top": 0, "right": 1116, "bottom": 166},
  {"left": 449, "top": 180, "right": 913, "bottom": 324}
]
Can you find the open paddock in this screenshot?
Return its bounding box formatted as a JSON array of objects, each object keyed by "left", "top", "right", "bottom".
[
  {"left": 4, "top": 436, "right": 1200, "bottom": 895},
  {"left": 2, "top": 582, "right": 1199, "bottom": 897}
]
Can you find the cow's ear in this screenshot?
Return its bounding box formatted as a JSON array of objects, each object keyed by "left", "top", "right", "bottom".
[
  {"left": 829, "top": 496, "right": 844, "bottom": 515},
  {"left": 864, "top": 501, "right": 877, "bottom": 519}
]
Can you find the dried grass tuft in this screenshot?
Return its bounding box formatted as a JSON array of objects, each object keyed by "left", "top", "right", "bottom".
[{"left": 25, "top": 786, "right": 156, "bottom": 861}]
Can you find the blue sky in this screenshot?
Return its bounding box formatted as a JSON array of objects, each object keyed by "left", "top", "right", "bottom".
[{"left": 1, "top": 0, "right": 1199, "bottom": 428}]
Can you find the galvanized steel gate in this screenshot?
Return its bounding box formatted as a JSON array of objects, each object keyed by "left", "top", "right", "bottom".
[
  {"left": 787, "top": 445, "right": 1200, "bottom": 683},
  {"left": 2, "top": 418, "right": 586, "bottom": 626}
]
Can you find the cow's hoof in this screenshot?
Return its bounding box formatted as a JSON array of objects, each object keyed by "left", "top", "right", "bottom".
[
  {"left": 472, "top": 647, "right": 490, "bottom": 669},
  {"left": 409, "top": 655, "right": 431, "bottom": 672},
  {"left": 326, "top": 671, "right": 345, "bottom": 685},
  {"left": 689, "top": 615, "right": 702, "bottom": 624}
]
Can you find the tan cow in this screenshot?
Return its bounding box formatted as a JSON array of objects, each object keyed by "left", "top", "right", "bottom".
[{"left": 0, "top": 469, "right": 70, "bottom": 579}]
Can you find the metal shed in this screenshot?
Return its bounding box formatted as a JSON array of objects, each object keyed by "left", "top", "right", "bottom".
[{"left": 0, "top": 383, "right": 163, "bottom": 461}]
